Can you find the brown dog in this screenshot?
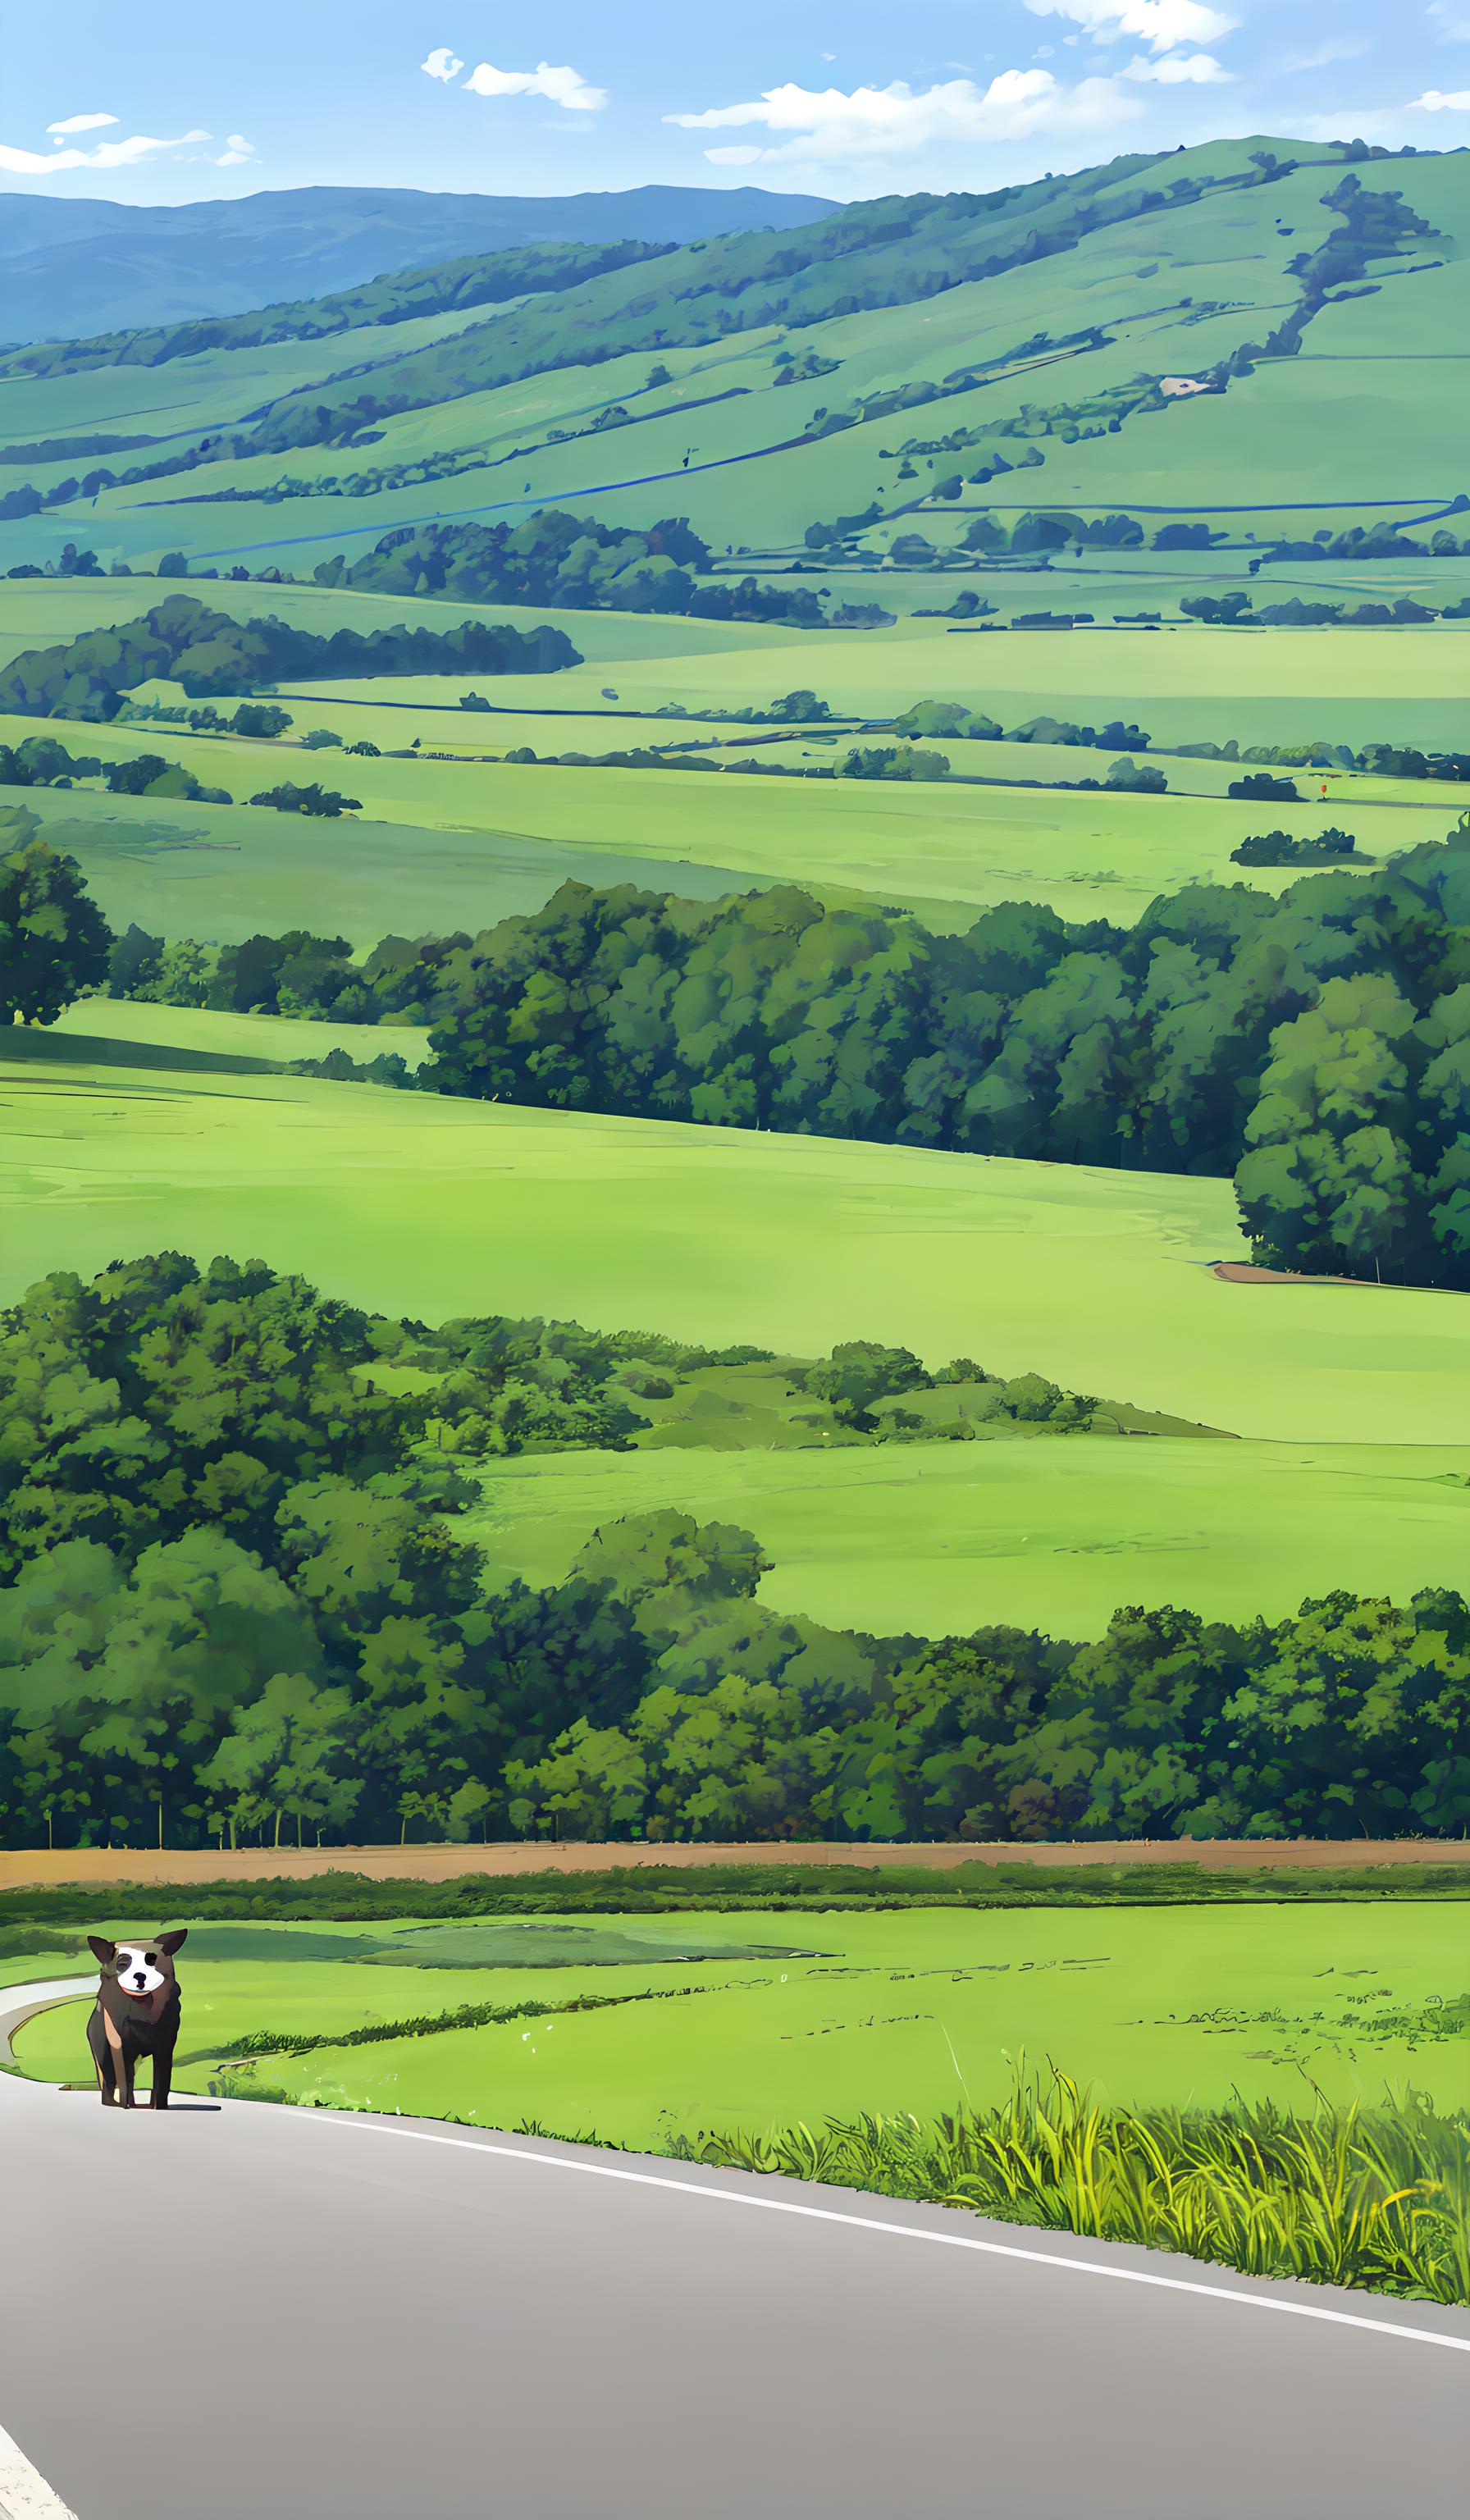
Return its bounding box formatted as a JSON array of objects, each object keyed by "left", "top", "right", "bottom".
[{"left": 86, "top": 1932, "right": 187, "bottom": 2109}]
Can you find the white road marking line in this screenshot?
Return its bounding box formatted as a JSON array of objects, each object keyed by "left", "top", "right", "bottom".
[
  {"left": 0, "top": 2420, "right": 80, "bottom": 2520},
  {"left": 308, "top": 2113, "right": 1470, "bottom": 2355}
]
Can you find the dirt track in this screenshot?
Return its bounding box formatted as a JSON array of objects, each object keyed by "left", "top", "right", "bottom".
[{"left": 2, "top": 1838, "right": 1465, "bottom": 1892}]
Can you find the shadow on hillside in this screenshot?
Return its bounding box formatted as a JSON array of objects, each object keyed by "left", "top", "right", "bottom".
[{"left": 3, "top": 1025, "right": 281, "bottom": 1080}]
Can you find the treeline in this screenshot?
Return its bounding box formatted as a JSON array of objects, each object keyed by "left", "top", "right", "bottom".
[
  {"left": 1259, "top": 520, "right": 1470, "bottom": 563},
  {"left": 2, "top": 1252, "right": 1465, "bottom": 1852},
  {"left": 893, "top": 701, "right": 1155, "bottom": 751},
  {"left": 0, "top": 595, "right": 578, "bottom": 721},
  {"left": 1183, "top": 591, "right": 1470, "bottom": 628},
  {"left": 2, "top": 240, "right": 672, "bottom": 380},
  {"left": 313, "top": 514, "right": 847, "bottom": 628},
  {"left": 413, "top": 830, "right": 1470, "bottom": 1289},
  {"left": 104, "top": 922, "right": 463, "bottom": 1025},
  {"left": 1231, "top": 828, "right": 1357, "bottom": 868}
]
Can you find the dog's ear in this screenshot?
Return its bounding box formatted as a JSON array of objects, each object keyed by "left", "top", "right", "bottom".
[
  {"left": 87, "top": 1935, "right": 116, "bottom": 1965},
  {"left": 155, "top": 1929, "right": 187, "bottom": 1955}
]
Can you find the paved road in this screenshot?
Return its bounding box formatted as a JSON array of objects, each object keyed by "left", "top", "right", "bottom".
[{"left": 2, "top": 1988, "right": 1468, "bottom": 2520}]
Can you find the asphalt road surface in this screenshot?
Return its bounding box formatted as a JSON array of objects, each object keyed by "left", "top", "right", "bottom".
[{"left": 2, "top": 1985, "right": 1468, "bottom": 2520}]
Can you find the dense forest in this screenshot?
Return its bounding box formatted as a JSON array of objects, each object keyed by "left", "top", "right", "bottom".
[
  {"left": 0, "top": 595, "right": 578, "bottom": 721},
  {"left": 1, "top": 1253, "right": 1465, "bottom": 1852},
  {"left": 412, "top": 830, "right": 1470, "bottom": 1290}
]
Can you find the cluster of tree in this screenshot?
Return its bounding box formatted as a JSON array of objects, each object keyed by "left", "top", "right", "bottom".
[
  {"left": 379, "top": 1317, "right": 1137, "bottom": 1459},
  {"left": 890, "top": 701, "right": 1154, "bottom": 753},
  {"left": 104, "top": 922, "right": 467, "bottom": 1027},
  {"left": 415, "top": 824, "right": 1470, "bottom": 1288},
  {"left": 102, "top": 752, "right": 231, "bottom": 804},
  {"left": 836, "top": 745, "right": 952, "bottom": 782},
  {"left": 1182, "top": 591, "right": 1467, "bottom": 628},
  {"left": 247, "top": 781, "right": 361, "bottom": 817},
  {"left": 1258, "top": 522, "right": 1469, "bottom": 564},
  {"left": 1231, "top": 829, "right": 1358, "bottom": 868},
  {"left": 316, "top": 514, "right": 714, "bottom": 618},
  {"left": 0, "top": 595, "right": 579, "bottom": 722},
  {"left": 1229, "top": 772, "right": 1300, "bottom": 802},
  {"left": 954, "top": 510, "right": 1149, "bottom": 558},
  {"left": 1179, "top": 738, "right": 1470, "bottom": 783},
  {"left": 120, "top": 696, "right": 293, "bottom": 738},
  {"left": 1, "top": 820, "right": 113, "bottom": 1022},
  {"left": 2, "top": 1250, "right": 1466, "bottom": 1851},
  {"left": 653, "top": 692, "right": 835, "bottom": 727},
  {"left": 0, "top": 733, "right": 102, "bottom": 789},
  {"left": 314, "top": 516, "right": 888, "bottom": 631},
  {"left": 1355, "top": 745, "right": 1470, "bottom": 783}
]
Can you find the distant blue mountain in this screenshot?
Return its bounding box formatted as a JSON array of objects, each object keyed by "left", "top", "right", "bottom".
[{"left": 0, "top": 182, "right": 836, "bottom": 345}]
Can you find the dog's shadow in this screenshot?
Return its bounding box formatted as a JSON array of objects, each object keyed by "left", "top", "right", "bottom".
[{"left": 58, "top": 2087, "right": 221, "bottom": 2110}]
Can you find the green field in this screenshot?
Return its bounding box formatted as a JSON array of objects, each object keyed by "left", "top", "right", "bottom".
[
  {"left": 17, "top": 783, "right": 784, "bottom": 953},
  {"left": 7, "top": 1048, "right": 1470, "bottom": 1445},
  {"left": 464, "top": 1436, "right": 1470, "bottom": 1641},
  {"left": 11, "top": 1907, "right": 1463, "bottom": 2143},
  {"left": 17, "top": 702, "right": 1461, "bottom": 936}
]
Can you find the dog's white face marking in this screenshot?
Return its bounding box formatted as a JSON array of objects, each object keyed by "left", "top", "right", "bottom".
[{"left": 112, "top": 1944, "right": 167, "bottom": 1997}]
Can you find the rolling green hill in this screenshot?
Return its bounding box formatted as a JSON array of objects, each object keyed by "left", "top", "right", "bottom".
[
  {"left": 3, "top": 133, "right": 1465, "bottom": 636},
  {"left": 5, "top": 139, "right": 1470, "bottom": 1851}
]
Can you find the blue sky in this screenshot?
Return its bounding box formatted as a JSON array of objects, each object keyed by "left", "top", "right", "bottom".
[{"left": 2, "top": 0, "right": 1464, "bottom": 205}]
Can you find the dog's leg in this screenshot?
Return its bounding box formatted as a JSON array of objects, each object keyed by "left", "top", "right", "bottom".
[{"left": 151, "top": 2052, "right": 173, "bottom": 2111}]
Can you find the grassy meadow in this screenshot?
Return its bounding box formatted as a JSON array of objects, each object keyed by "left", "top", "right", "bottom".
[
  {"left": 10, "top": 1906, "right": 1464, "bottom": 2141},
  {"left": 464, "top": 1437, "right": 1470, "bottom": 1641},
  {"left": 8, "top": 1046, "right": 1470, "bottom": 1447}
]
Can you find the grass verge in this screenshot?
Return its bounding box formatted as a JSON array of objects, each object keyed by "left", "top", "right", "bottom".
[
  {"left": 5, "top": 1861, "right": 1470, "bottom": 1931},
  {"left": 203, "top": 2057, "right": 1470, "bottom": 2308},
  {"left": 670, "top": 2066, "right": 1470, "bottom": 2306}
]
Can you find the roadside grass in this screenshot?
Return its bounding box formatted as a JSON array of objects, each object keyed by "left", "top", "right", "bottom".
[{"left": 670, "top": 2066, "right": 1470, "bottom": 2307}]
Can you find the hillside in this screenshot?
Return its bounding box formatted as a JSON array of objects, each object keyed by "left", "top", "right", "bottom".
[
  {"left": 5, "top": 135, "right": 1470, "bottom": 1762},
  {"left": 0, "top": 183, "right": 834, "bottom": 345},
  {"left": 2, "top": 134, "right": 1466, "bottom": 646}
]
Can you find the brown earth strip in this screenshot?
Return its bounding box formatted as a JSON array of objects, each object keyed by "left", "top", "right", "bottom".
[{"left": 1, "top": 1838, "right": 1466, "bottom": 1892}]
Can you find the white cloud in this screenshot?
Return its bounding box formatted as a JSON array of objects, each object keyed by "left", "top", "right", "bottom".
[
  {"left": 46, "top": 112, "right": 118, "bottom": 136},
  {"left": 213, "top": 134, "right": 257, "bottom": 166},
  {"left": 1427, "top": 1, "right": 1470, "bottom": 35},
  {"left": 462, "top": 60, "right": 606, "bottom": 111},
  {"left": 1279, "top": 38, "right": 1372, "bottom": 70},
  {"left": 422, "top": 47, "right": 464, "bottom": 82},
  {"left": 0, "top": 126, "right": 210, "bottom": 175},
  {"left": 706, "top": 144, "right": 764, "bottom": 164},
  {"left": 1411, "top": 82, "right": 1470, "bottom": 102},
  {"left": 1026, "top": 0, "right": 1236, "bottom": 51},
  {"left": 1123, "top": 47, "right": 1232, "bottom": 77},
  {"left": 667, "top": 71, "right": 1144, "bottom": 168}
]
